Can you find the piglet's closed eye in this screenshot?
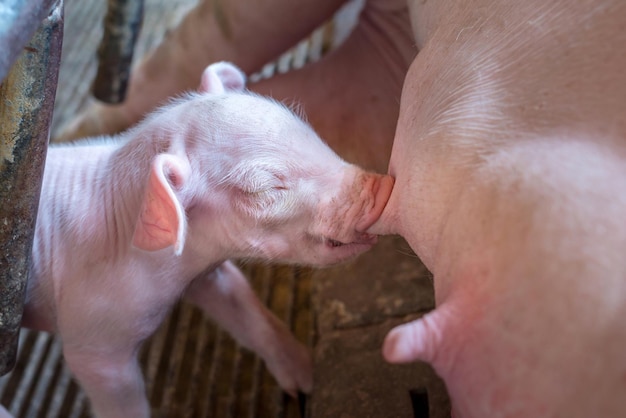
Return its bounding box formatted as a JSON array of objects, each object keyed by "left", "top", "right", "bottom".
[{"left": 132, "top": 154, "right": 190, "bottom": 255}]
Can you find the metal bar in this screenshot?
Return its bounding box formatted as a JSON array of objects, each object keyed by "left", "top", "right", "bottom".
[
  {"left": 91, "top": 0, "right": 144, "bottom": 104},
  {"left": 0, "top": 0, "right": 64, "bottom": 376}
]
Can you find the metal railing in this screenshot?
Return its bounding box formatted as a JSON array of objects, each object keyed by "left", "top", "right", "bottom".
[
  {"left": 0, "top": 0, "right": 144, "bottom": 376},
  {"left": 0, "top": 0, "right": 64, "bottom": 377}
]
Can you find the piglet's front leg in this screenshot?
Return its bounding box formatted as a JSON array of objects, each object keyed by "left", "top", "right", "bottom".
[
  {"left": 62, "top": 346, "right": 149, "bottom": 418},
  {"left": 184, "top": 261, "right": 312, "bottom": 396}
]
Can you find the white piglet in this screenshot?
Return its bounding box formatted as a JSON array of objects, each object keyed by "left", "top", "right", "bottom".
[{"left": 19, "top": 62, "right": 393, "bottom": 417}]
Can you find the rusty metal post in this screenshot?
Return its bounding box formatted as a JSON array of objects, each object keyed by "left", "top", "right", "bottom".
[
  {"left": 92, "top": 0, "right": 144, "bottom": 104},
  {"left": 0, "top": 0, "right": 59, "bottom": 83},
  {"left": 0, "top": 0, "right": 64, "bottom": 376}
]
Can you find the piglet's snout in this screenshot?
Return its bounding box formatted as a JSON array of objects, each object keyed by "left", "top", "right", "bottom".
[
  {"left": 355, "top": 173, "right": 395, "bottom": 233},
  {"left": 325, "top": 172, "right": 393, "bottom": 248}
]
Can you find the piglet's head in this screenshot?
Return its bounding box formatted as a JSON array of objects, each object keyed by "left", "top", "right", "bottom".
[
  {"left": 214, "top": 151, "right": 395, "bottom": 266},
  {"left": 133, "top": 62, "right": 394, "bottom": 266}
]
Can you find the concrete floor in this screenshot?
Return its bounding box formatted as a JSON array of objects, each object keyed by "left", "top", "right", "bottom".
[
  {"left": 1, "top": 0, "right": 450, "bottom": 416},
  {"left": 311, "top": 235, "right": 450, "bottom": 418}
]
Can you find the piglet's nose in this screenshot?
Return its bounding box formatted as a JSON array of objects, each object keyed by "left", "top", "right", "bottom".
[{"left": 355, "top": 174, "right": 395, "bottom": 233}]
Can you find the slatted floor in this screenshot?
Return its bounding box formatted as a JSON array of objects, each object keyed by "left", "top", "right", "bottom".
[
  {"left": 0, "top": 0, "right": 362, "bottom": 416},
  {"left": 0, "top": 264, "right": 314, "bottom": 418}
]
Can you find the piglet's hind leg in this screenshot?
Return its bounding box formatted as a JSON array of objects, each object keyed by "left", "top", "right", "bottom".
[{"left": 183, "top": 261, "right": 313, "bottom": 396}]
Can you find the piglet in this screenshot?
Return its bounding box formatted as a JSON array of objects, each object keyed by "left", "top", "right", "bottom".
[{"left": 19, "top": 62, "right": 393, "bottom": 418}]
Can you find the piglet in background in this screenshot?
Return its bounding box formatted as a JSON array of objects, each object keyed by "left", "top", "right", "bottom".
[{"left": 6, "top": 62, "right": 393, "bottom": 418}]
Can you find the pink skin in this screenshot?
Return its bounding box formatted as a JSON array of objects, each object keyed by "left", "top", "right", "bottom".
[
  {"left": 370, "top": 1, "right": 626, "bottom": 417},
  {"left": 22, "top": 62, "right": 392, "bottom": 418},
  {"left": 55, "top": 0, "right": 626, "bottom": 416}
]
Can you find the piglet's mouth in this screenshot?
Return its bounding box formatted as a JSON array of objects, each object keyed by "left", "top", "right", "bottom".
[
  {"left": 325, "top": 234, "right": 377, "bottom": 249},
  {"left": 327, "top": 238, "right": 346, "bottom": 248},
  {"left": 326, "top": 238, "right": 347, "bottom": 248}
]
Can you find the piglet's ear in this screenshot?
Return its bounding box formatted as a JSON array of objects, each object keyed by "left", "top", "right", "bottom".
[
  {"left": 133, "top": 154, "right": 191, "bottom": 256},
  {"left": 199, "top": 61, "right": 246, "bottom": 94}
]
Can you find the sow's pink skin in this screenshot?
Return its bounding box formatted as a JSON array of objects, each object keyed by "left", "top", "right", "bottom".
[{"left": 19, "top": 62, "right": 393, "bottom": 418}]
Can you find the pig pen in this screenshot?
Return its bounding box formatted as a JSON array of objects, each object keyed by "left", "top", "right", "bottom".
[{"left": 0, "top": 0, "right": 450, "bottom": 416}]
